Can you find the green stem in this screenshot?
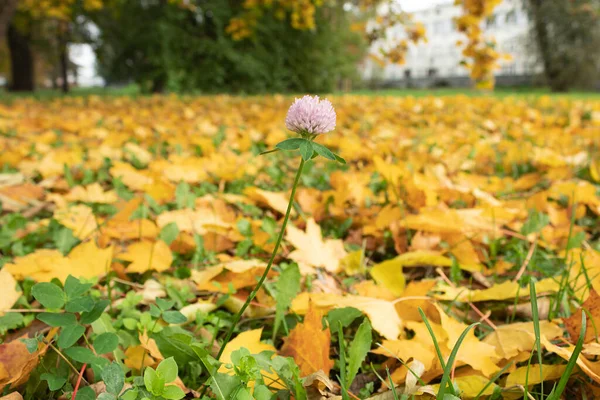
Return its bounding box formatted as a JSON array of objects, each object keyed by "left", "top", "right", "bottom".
[{"left": 216, "top": 158, "right": 305, "bottom": 360}]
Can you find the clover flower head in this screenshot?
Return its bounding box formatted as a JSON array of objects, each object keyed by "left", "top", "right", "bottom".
[{"left": 285, "top": 95, "right": 336, "bottom": 135}]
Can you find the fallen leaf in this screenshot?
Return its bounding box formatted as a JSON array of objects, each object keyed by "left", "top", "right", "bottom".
[
  {"left": 54, "top": 204, "right": 98, "bottom": 240},
  {"left": 0, "top": 330, "right": 54, "bottom": 390},
  {"left": 0, "top": 270, "right": 21, "bottom": 314},
  {"left": 0, "top": 184, "right": 44, "bottom": 212},
  {"left": 291, "top": 292, "right": 402, "bottom": 340},
  {"left": 370, "top": 258, "right": 405, "bottom": 296},
  {"left": 435, "top": 304, "right": 500, "bottom": 376},
  {"left": 565, "top": 289, "right": 600, "bottom": 343},
  {"left": 121, "top": 240, "right": 173, "bottom": 273},
  {"left": 244, "top": 187, "right": 291, "bottom": 215},
  {"left": 281, "top": 302, "right": 333, "bottom": 376},
  {"left": 191, "top": 259, "right": 270, "bottom": 292},
  {"left": 482, "top": 321, "right": 563, "bottom": 359},
  {"left": 505, "top": 364, "right": 566, "bottom": 387},
  {"left": 433, "top": 278, "right": 560, "bottom": 302},
  {"left": 64, "top": 183, "right": 118, "bottom": 203},
  {"left": 286, "top": 218, "right": 347, "bottom": 273},
  {"left": 124, "top": 346, "right": 155, "bottom": 370},
  {"left": 541, "top": 336, "right": 600, "bottom": 384}
]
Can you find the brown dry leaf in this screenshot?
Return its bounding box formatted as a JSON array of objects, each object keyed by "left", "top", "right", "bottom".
[
  {"left": 281, "top": 302, "right": 333, "bottom": 377},
  {"left": 286, "top": 218, "right": 347, "bottom": 273},
  {"left": 0, "top": 330, "right": 54, "bottom": 390},
  {"left": 121, "top": 240, "right": 173, "bottom": 273},
  {"left": 0, "top": 392, "right": 23, "bottom": 400},
  {"left": 54, "top": 204, "right": 98, "bottom": 240},
  {"left": 0, "top": 183, "right": 44, "bottom": 212},
  {"left": 0, "top": 270, "right": 21, "bottom": 314},
  {"left": 564, "top": 289, "right": 600, "bottom": 343},
  {"left": 291, "top": 292, "right": 401, "bottom": 339},
  {"left": 541, "top": 336, "right": 600, "bottom": 384},
  {"left": 64, "top": 183, "right": 118, "bottom": 204}
]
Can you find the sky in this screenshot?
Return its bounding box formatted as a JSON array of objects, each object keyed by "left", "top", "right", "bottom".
[{"left": 73, "top": 0, "right": 449, "bottom": 87}]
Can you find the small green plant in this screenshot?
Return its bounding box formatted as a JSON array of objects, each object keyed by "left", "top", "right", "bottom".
[{"left": 214, "top": 95, "right": 345, "bottom": 365}]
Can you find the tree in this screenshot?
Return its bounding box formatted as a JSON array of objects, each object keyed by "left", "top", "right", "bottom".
[
  {"left": 455, "top": 0, "right": 505, "bottom": 90},
  {"left": 89, "top": 0, "right": 366, "bottom": 93},
  {"left": 526, "top": 0, "right": 600, "bottom": 92},
  {"left": 3, "top": 0, "right": 102, "bottom": 92},
  {"left": 0, "top": 0, "right": 18, "bottom": 40}
]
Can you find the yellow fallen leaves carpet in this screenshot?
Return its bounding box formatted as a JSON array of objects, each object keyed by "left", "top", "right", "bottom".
[{"left": 0, "top": 94, "right": 599, "bottom": 398}]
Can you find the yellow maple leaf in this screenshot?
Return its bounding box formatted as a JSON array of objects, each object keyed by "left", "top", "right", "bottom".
[
  {"left": 281, "top": 303, "right": 334, "bottom": 376},
  {"left": 291, "top": 292, "right": 401, "bottom": 340},
  {"left": 4, "top": 249, "right": 72, "bottom": 282},
  {"left": 54, "top": 204, "right": 98, "bottom": 240},
  {"left": 286, "top": 218, "right": 347, "bottom": 274},
  {"left": 121, "top": 240, "right": 173, "bottom": 273},
  {"left": 68, "top": 241, "right": 114, "bottom": 279},
  {"left": 4, "top": 241, "right": 113, "bottom": 282},
  {"left": 64, "top": 183, "right": 118, "bottom": 204}
]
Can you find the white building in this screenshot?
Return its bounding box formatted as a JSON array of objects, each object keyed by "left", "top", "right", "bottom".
[{"left": 362, "top": 0, "right": 539, "bottom": 85}]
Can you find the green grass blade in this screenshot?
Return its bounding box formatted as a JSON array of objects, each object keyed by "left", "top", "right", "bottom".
[
  {"left": 338, "top": 321, "right": 350, "bottom": 400},
  {"left": 530, "top": 281, "right": 544, "bottom": 399},
  {"left": 548, "top": 311, "right": 586, "bottom": 400},
  {"left": 474, "top": 361, "right": 513, "bottom": 400},
  {"left": 418, "top": 307, "right": 446, "bottom": 370},
  {"left": 436, "top": 322, "right": 479, "bottom": 400}
]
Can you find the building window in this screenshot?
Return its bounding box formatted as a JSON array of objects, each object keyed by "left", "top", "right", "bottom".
[
  {"left": 505, "top": 10, "right": 517, "bottom": 24},
  {"left": 428, "top": 68, "right": 438, "bottom": 77},
  {"left": 501, "top": 63, "right": 516, "bottom": 75},
  {"left": 486, "top": 14, "right": 497, "bottom": 29},
  {"left": 405, "top": 70, "right": 412, "bottom": 79}
]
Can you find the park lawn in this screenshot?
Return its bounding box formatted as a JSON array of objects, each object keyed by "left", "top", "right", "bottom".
[{"left": 0, "top": 93, "right": 599, "bottom": 399}]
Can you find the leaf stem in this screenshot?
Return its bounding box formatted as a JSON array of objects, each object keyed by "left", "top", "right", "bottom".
[{"left": 216, "top": 158, "right": 305, "bottom": 360}]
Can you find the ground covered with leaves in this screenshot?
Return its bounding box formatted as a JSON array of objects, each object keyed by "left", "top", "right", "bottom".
[{"left": 0, "top": 94, "right": 600, "bottom": 400}]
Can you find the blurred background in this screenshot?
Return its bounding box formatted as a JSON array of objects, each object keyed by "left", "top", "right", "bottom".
[{"left": 0, "top": 0, "right": 598, "bottom": 95}]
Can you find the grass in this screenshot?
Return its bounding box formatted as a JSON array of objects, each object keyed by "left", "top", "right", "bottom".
[
  {"left": 2, "top": 84, "right": 599, "bottom": 103},
  {"left": 350, "top": 87, "right": 600, "bottom": 99}
]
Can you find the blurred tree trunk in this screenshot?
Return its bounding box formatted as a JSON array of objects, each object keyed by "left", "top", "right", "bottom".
[
  {"left": 58, "top": 21, "right": 69, "bottom": 93},
  {"left": 527, "top": 0, "right": 568, "bottom": 92},
  {"left": 7, "top": 22, "right": 35, "bottom": 91},
  {"left": 0, "top": 0, "right": 19, "bottom": 41}
]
